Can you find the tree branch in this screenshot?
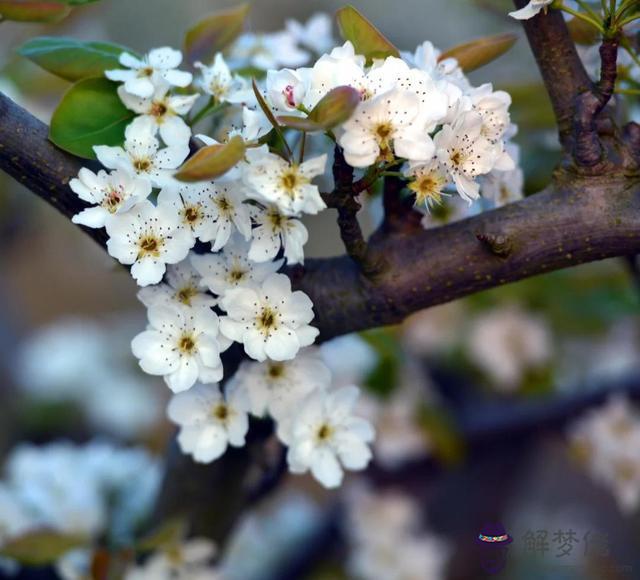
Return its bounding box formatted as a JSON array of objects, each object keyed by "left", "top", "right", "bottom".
[{"left": 511, "top": 0, "right": 593, "bottom": 148}]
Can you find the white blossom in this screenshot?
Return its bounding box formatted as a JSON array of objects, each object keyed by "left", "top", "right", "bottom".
[
  {"left": 117, "top": 84, "right": 197, "bottom": 146},
  {"left": 285, "top": 386, "right": 375, "bottom": 488},
  {"left": 229, "top": 31, "right": 309, "bottom": 71},
  {"left": 125, "top": 538, "right": 219, "bottom": 580},
  {"left": 248, "top": 203, "right": 308, "bottom": 265},
  {"left": 265, "top": 68, "right": 309, "bottom": 112},
  {"left": 339, "top": 88, "right": 435, "bottom": 167},
  {"left": 168, "top": 383, "right": 249, "bottom": 463},
  {"left": 94, "top": 117, "right": 189, "bottom": 189},
  {"left": 509, "top": 0, "right": 553, "bottom": 20},
  {"left": 228, "top": 347, "right": 332, "bottom": 422},
  {"left": 243, "top": 148, "right": 327, "bottom": 215},
  {"left": 106, "top": 47, "right": 192, "bottom": 99},
  {"left": 467, "top": 305, "right": 552, "bottom": 391},
  {"left": 194, "top": 182, "right": 253, "bottom": 251},
  {"left": 106, "top": 200, "right": 193, "bottom": 286},
  {"left": 137, "top": 257, "right": 216, "bottom": 309},
  {"left": 190, "top": 234, "right": 282, "bottom": 296},
  {"left": 434, "top": 111, "right": 513, "bottom": 202},
  {"left": 195, "top": 53, "right": 252, "bottom": 104},
  {"left": 285, "top": 13, "right": 335, "bottom": 55},
  {"left": 219, "top": 273, "right": 318, "bottom": 362},
  {"left": 404, "top": 159, "right": 450, "bottom": 209},
  {"left": 70, "top": 168, "right": 150, "bottom": 229},
  {"left": 132, "top": 304, "right": 224, "bottom": 392}
]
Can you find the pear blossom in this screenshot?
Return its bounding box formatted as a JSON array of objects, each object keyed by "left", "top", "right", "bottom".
[
  {"left": 339, "top": 88, "right": 435, "bottom": 167},
  {"left": 266, "top": 68, "right": 309, "bottom": 112},
  {"left": 167, "top": 383, "right": 249, "bottom": 463},
  {"left": 137, "top": 257, "right": 216, "bottom": 309},
  {"left": 243, "top": 148, "right": 327, "bottom": 215},
  {"left": 70, "top": 168, "right": 150, "bottom": 229},
  {"left": 132, "top": 304, "right": 224, "bottom": 392},
  {"left": 242, "top": 106, "right": 273, "bottom": 141},
  {"left": 285, "top": 386, "right": 375, "bottom": 488},
  {"left": 285, "top": 13, "right": 335, "bottom": 55},
  {"left": 434, "top": 111, "right": 513, "bottom": 202},
  {"left": 467, "top": 305, "right": 552, "bottom": 391},
  {"left": 364, "top": 57, "right": 449, "bottom": 126},
  {"left": 569, "top": 396, "right": 640, "bottom": 514},
  {"left": 481, "top": 148, "right": 524, "bottom": 207},
  {"left": 248, "top": 204, "right": 308, "bottom": 265},
  {"left": 125, "top": 538, "right": 219, "bottom": 580},
  {"left": 105, "top": 47, "right": 192, "bottom": 99},
  {"left": 404, "top": 159, "right": 450, "bottom": 209},
  {"left": 228, "top": 348, "right": 332, "bottom": 422},
  {"left": 403, "top": 40, "right": 468, "bottom": 90},
  {"left": 196, "top": 182, "right": 253, "bottom": 251},
  {"left": 509, "top": 0, "right": 554, "bottom": 20},
  {"left": 195, "top": 53, "right": 252, "bottom": 104},
  {"left": 117, "top": 85, "right": 198, "bottom": 146},
  {"left": 155, "top": 186, "right": 213, "bottom": 244},
  {"left": 468, "top": 84, "right": 512, "bottom": 143},
  {"left": 219, "top": 273, "right": 318, "bottom": 362},
  {"left": 228, "top": 31, "right": 309, "bottom": 71},
  {"left": 105, "top": 200, "right": 193, "bottom": 286},
  {"left": 190, "top": 234, "right": 283, "bottom": 296},
  {"left": 94, "top": 117, "right": 189, "bottom": 189}
]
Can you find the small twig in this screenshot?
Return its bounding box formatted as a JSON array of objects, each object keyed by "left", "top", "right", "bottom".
[
  {"left": 573, "top": 36, "right": 619, "bottom": 167},
  {"left": 328, "top": 146, "right": 380, "bottom": 276}
]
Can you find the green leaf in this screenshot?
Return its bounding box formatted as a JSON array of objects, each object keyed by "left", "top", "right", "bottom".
[
  {"left": 175, "top": 136, "right": 246, "bottom": 182},
  {"left": 0, "top": 1, "right": 71, "bottom": 23},
  {"left": 136, "top": 518, "right": 186, "bottom": 553},
  {"left": 184, "top": 3, "right": 249, "bottom": 64},
  {"left": 439, "top": 33, "right": 518, "bottom": 73},
  {"left": 0, "top": 530, "right": 88, "bottom": 566},
  {"left": 19, "top": 37, "right": 131, "bottom": 82},
  {"left": 49, "top": 77, "right": 134, "bottom": 159},
  {"left": 335, "top": 5, "right": 399, "bottom": 65},
  {"left": 278, "top": 86, "right": 361, "bottom": 132}
]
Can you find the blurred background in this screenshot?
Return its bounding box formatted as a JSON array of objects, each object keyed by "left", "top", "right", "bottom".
[{"left": 1, "top": 1, "right": 640, "bottom": 579}]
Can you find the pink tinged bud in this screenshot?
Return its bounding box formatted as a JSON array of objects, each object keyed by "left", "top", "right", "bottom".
[{"left": 284, "top": 85, "right": 296, "bottom": 108}]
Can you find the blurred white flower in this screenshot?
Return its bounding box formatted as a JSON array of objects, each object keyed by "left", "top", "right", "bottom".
[
  {"left": 466, "top": 305, "right": 552, "bottom": 391},
  {"left": 248, "top": 204, "right": 308, "bottom": 265},
  {"left": 509, "top": 0, "right": 553, "bottom": 20},
  {"left": 285, "top": 13, "right": 335, "bottom": 55}
]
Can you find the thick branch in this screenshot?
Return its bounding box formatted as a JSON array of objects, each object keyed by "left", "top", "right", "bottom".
[{"left": 512, "top": 0, "right": 593, "bottom": 147}]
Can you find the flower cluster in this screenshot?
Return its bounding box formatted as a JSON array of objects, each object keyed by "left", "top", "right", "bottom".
[
  {"left": 68, "top": 11, "right": 523, "bottom": 488},
  {"left": 0, "top": 441, "right": 162, "bottom": 578},
  {"left": 569, "top": 396, "right": 640, "bottom": 514}
]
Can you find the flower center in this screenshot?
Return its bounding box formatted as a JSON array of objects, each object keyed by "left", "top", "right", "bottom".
[
  {"left": 138, "top": 235, "right": 161, "bottom": 257},
  {"left": 268, "top": 209, "right": 284, "bottom": 230},
  {"left": 184, "top": 206, "right": 201, "bottom": 224},
  {"left": 283, "top": 84, "right": 296, "bottom": 107},
  {"left": 215, "top": 196, "right": 232, "bottom": 214},
  {"left": 139, "top": 66, "right": 154, "bottom": 78},
  {"left": 257, "top": 307, "right": 277, "bottom": 332},
  {"left": 133, "top": 158, "right": 152, "bottom": 172},
  {"left": 374, "top": 123, "right": 394, "bottom": 162},
  {"left": 408, "top": 173, "right": 445, "bottom": 207},
  {"left": 178, "top": 334, "right": 196, "bottom": 354},
  {"left": 150, "top": 100, "right": 169, "bottom": 119},
  {"left": 316, "top": 423, "right": 333, "bottom": 442},
  {"left": 280, "top": 169, "right": 301, "bottom": 198},
  {"left": 212, "top": 403, "right": 229, "bottom": 421},
  {"left": 176, "top": 285, "right": 198, "bottom": 306},
  {"left": 267, "top": 362, "right": 284, "bottom": 379},
  {"left": 104, "top": 188, "right": 123, "bottom": 212},
  {"left": 228, "top": 269, "right": 246, "bottom": 282}
]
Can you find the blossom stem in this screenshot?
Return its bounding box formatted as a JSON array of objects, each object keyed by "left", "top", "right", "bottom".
[
  {"left": 189, "top": 99, "right": 224, "bottom": 127},
  {"left": 298, "top": 131, "right": 306, "bottom": 165},
  {"left": 560, "top": 5, "right": 605, "bottom": 32}
]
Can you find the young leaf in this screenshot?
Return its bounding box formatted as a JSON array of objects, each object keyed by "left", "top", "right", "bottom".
[
  {"left": 439, "top": 33, "right": 518, "bottom": 73},
  {"left": 175, "top": 136, "right": 246, "bottom": 182},
  {"left": 0, "top": 530, "right": 88, "bottom": 566},
  {"left": 0, "top": 1, "right": 71, "bottom": 23},
  {"left": 19, "top": 37, "right": 132, "bottom": 82},
  {"left": 184, "top": 3, "right": 250, "bottom": 64},
  {"left": 49, "top": 77, "right": 134, "bottom": 159},
  {"left": 251, "top": 78, "right": 292, "bottom": 158},
  {"left": 278, "top": 86, "right": 361, "bottom": 132},
  {"left": 335, "top": 5, "right": 399, "bottom": 64}
]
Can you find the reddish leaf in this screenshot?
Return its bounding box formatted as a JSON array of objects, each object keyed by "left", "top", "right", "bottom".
[
  {"left": 175, "top": 136, "right": 246, "bottom": 182},
  {"left": 336, "top": 5, "right": 399, "bottom": 64},
  {"left": 0, "top": 0, "right": 71, "bottom": 22},
  {"left": 439, "top": 33, "right": 518, "bottom": 73}
]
